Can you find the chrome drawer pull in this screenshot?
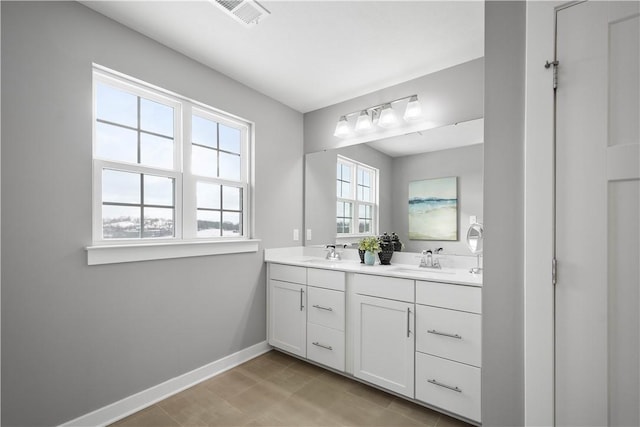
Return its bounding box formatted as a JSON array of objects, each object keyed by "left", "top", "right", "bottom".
[
  {"left": 300, "top": 288, "right": 305, "bottom": 311},
  {"left": 428, "top": 379, "right": 462, "bottom": 393},
  {"left": 312, "top": 342, "right": 333, "bottom": 351},
  {"left": 312, "top": 304, "right": 333, "bottom": 311},
  {"left": 427, "top": 329, "right": 462, "bottom": 339}
]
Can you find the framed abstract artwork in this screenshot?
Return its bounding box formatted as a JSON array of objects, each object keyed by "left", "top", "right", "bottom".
[{"left": 408, "top": 177, "right": 458, "bottom": 241}]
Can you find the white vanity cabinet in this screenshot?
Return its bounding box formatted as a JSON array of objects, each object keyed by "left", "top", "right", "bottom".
[
  {"left": 268, "top": 264, "right": 346, "bottom": 371},
  {"left": 265, "top": 257, "right": 483, "bottom": 425},
  {"left": 268, "top": 264, "right": 307, "bottom": 357},
  {"left": 352, "top": 274, "right": 415, "bottom": 398},
  {"left": 415, "top": 280, "right": 482, "bottom": 423}
]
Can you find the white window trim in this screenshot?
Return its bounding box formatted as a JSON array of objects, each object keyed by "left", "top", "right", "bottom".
[
  {"left": 87, "top": 65, "right": 258, "bottom": 265},
  {"left": 336, "top": 155, "right": 379, "bottom": 237}
]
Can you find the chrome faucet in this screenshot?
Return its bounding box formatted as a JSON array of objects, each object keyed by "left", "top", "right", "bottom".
[
  {"left": 419, "top": 249, "right": 442, "bottom": 269},
  {"left": 325, "top": 245, "right": 342, "bottom": 261},
  {"left": 419, "top": 250, "right": 432, "bottom": 268}
]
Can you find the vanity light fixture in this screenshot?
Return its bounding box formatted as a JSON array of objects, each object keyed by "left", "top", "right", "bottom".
[
  {"left": 332, "top": 94, "right": 423, "bottom": 138},
  {"left": 403, "top": 95, "right": 423, "bottom": 121},
  {"left": 354, "top": 110, "right": 373, "bottom": 132},
  {"left": 333, "top": 115, "right": 351, "bottom": 137},
  {"left": 377, "top": 104, "right": 399, "bottom": 128}
]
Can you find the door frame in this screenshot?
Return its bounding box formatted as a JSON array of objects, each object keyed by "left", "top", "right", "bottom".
[{"left": 523, "top": 2, "right": 579, "bottom": 425}]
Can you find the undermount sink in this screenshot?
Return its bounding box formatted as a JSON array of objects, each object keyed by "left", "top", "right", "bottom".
[{"left": 389, "top": 266, "right": 456, "bottom": 275}]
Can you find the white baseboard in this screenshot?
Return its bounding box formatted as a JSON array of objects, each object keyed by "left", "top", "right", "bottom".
[{"left": 59, "top": 341, "right": 271, "bottom": 427}]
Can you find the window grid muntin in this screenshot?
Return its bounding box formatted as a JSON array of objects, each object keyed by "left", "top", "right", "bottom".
[
  {"left": 93, "top": 66, "right": 251, "bottom": 245},
  {"left": 196, "top": 183, "right": 243, "bottom": 237},
  {"left": 101, "top": 170, "right": 176, "bottom": 239}
]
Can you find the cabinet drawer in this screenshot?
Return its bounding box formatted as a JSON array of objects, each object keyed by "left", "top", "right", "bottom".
[
  {"left": 415, "top": 352, "right": 481, "bottom": 423},
  {"left": 307, "top": 286, "right": 345, "bottom": 331},
  {"left": 353, "top": 273, "right": 414, "bottom": 302},
  {"left": 416, "top": 281, "right": 481, "bottom": 314},
  {"left": 307, "top": 268, "right": 345, "bottom": 291},
  {"left": 307, "top": 323, "right": 345, "bottom": 372},
  {"left": 270, "top": 264, "right": 306, "bottom": 285},
  {"left": 416, "top": 305, "right": 481, "bottom": 367}
]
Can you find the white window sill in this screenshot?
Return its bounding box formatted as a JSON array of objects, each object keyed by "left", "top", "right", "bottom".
[{"left": 86, "top": 239, "right": 261, "bottom": 265}]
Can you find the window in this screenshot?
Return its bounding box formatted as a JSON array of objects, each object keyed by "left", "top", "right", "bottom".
[
  {"left": 90, "top": 66, "right": 255, "bottom": 263},
  {"left": 336, "top": 156, "right": 378, "bottom": 236}
]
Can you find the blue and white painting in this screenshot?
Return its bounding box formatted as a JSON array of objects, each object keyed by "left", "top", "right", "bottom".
[{"left": 408, "top": 177, "right": 458, "bottom": 241}]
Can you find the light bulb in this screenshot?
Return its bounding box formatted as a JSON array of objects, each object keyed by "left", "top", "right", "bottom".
[
  {"left": 333, "top": 116, "right": 351, "bottom": 137},
  {"left": 403, "top": 95, "right": 423, "bottom": 121},
  {"left": 354, "top": 110, "right": 373, "bottom": 132},
  {"left": 377, "top": 104, "right": 399, "bottom": 128}
]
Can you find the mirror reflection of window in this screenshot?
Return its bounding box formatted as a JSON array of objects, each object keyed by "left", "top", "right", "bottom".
[{"left": 336, "top": 156, "right": 379, "bottom": 237}]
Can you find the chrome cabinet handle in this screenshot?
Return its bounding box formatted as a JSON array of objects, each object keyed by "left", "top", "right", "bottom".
[
  {"left": 407, "top": 307, "right": 412, "bottom": 337},
  {"left": 427, "top": 329, "right": 462, "bottom": 339},
  {"left": 312, "top": 342, "right": 333, "bottom": 351},
  {"left": 428, "top": 379, "right": 462, "bottom": 393},
  {"left": 300, "top": 288, "right": 304, "bottom": 311},
  {"left": 312, "top": 304, "right": 333, "bottom": 311}
]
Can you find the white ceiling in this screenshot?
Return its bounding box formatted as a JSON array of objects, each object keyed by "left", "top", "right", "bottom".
[{"left": 81, "top": 0, "right": 484, "bottom": 113}]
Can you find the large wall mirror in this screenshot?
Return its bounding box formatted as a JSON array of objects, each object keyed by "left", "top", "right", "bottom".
[{"left": 305, "top": 118, "right": 484, "bottom": 255}]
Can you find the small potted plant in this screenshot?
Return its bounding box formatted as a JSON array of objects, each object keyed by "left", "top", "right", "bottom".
[{"left": 358, "top": 236, "right": 381, "bottom": 266}]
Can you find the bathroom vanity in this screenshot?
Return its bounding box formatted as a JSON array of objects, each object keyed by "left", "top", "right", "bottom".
[{"left": 265, "top": 248, "right": 483, "bottom": 425}]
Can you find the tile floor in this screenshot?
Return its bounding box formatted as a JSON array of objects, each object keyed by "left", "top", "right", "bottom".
[{"left": 111, "top": 350, "right": 473, "bottom": 427}]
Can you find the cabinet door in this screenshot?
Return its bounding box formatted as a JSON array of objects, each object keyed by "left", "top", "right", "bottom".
[
  {"left": 268, "top": 280, "right": 306, "bottom": 357},
  {"left": 352, "top": 294, "right": 415, "bottom": 398}
]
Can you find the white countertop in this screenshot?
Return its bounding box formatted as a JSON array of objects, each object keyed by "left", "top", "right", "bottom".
[{"left": 265, "top": 249, "right": 482, "bottom": 287}]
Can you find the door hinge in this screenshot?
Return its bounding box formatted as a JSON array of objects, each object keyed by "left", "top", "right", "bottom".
[
  {"left": 545, "top": 60, "right": 559, "bottom": 89},
  {"left": 552, "top": 258, "right": 558, "bottom": 285}
]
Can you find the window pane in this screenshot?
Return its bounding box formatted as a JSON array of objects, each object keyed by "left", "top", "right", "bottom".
[
  {"left": 197, "top": 182, "right": 221, "bottom": 209},
  {"left": 358, "top": 185, "right": 371, "bottom": 202},
  {"left": 219, "top": 124, "right": 241, "bottom": 153},
  {"left": 192, "top": 115, "right": 217, "bottom": 148},
  {"left": 96, "top": 83, "right": 137, "bottom": 127},
  {"left": 95, "top": 122, "right": 137, "bottom": 163},
  {"left": 192, "top": 145, "right": 217, "bottom": 178},
  {"left": 340, "top": 181, "right": 351, "bottom": 198},
  {"left": 140, "top": 133, "right": 173, "bottom": 169},
  {"left": 360, "top": 169, "right": 371, "bottom": 186},
  {"left": 102, "top": 205, "right": 140, "bottom": 239},
  {"left": 339, "top": 163, "right": 351, "bottom": 181},
  {"left": 143, "top": 207, "right": 174, "bottom": 238},
  {"left": 337, "top": 218, "right": 351, "bottom": 234},
  {"left": 223, "top": 186, "right": 241, "bottom": 210},
  {"left": 144, "top": 175, "right": 173, "bottom": 207},
  {"left": 359, "top": 219, "right": 371, "bottom": 233},
  {"left": 222, "top": 212, "right": 241, "bottom": 236},
  {"left": 219, "top": 152, "right": 241, "bottom": 181},
  {"left": 140, "top": 98, "right": 173, "bottom": 137},
  {"left": 102, "top": 169, "right": 140, "bottom": 204},
  {"left": 197, "top": 209, "right": 221, "bottom": 237}
]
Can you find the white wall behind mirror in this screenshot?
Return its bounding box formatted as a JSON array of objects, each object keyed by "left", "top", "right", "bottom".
[{"left": 304, "top": 59, "right": 484, "bottom": 256}]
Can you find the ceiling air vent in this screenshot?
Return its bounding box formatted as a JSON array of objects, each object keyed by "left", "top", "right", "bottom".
[{"left": 212, "top": 0, "right": 271, "bottom": 27}]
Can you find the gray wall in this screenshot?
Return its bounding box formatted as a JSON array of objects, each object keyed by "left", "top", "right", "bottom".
[
  {"left": 305, "top": 144, "right": 393, "bottom": 246},
  {"left": 1, "top": 2, "right": 303, "bottom": 426},
  {"left": 304, "top": 58, "right": 484, "bottom": 154},
  {"left": 482, "top": 1, "right": 525, "bottom": 425},
  {"left": 391, "top": 144, "right": 484, "bottom": 254}
]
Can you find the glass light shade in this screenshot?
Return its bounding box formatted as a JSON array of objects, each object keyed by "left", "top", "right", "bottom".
[
  {"left": 377, "top": 104, "right": 398, "bottom": 128},
  {"left": 354, "top": 111, "right": 373, "bottom": 132},
  {"left": 403, "top": 95, "right": 423, "bottom": 121},
  {"left": 333, "top": 116, "right": 351, "bottom": 137}
]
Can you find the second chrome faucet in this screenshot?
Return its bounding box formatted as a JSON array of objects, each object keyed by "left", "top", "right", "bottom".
[{"left": 419, "top": 248, "right": 443, "bottom": 269}]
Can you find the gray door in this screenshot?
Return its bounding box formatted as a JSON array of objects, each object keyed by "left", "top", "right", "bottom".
[{"left": 556, "top": 1, "right": 639, "bottom": 426}]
